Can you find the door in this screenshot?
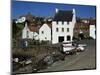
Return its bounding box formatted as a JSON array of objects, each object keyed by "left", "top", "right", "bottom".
[
  {"left": 67, "top": 35, "right": 71, "bottom": 41},
  {"left": 58, "top": 36, "right": 64, "bottom": 42}
]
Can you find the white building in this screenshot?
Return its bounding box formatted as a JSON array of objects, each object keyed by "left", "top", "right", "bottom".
[
  {"left": 52, "top": 8, "right": 76, "bottom": 44},
  {"left": 16, "top": 16, "right": 26, "bottom": 23},
  {"left": 90, "top": 25, "right": 96, "bottom": 39},
  {"left": 22, "top": 22, "right": 39, "bottom": 40},
  {"left": 22, "top": 22, "right": 51, "bottom": 42},
  {"left": 39, "top": 23, "right": 51, "bottom": 41},
  {"left": 22, "top": 8, "right": 76, "bottom": 44}
]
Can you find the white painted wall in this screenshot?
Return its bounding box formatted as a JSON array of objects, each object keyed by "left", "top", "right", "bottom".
[
  {"left": 32, "top": 32, "right": 39, "bottom": 40},
  {"left": 90, "top": 25, "right": 96, "bottom": 39},
  {"left": 52, "top": 21, "right": 74, "bottom": 44},
  {"left": 22, "top": 22, "right": 29, "bottom": 39},
  {"left": 39, "top": 23, "right": 51, "bottom": 41},
  {"left": 52, "top": 9, "right": 76, "bottom": 44}
]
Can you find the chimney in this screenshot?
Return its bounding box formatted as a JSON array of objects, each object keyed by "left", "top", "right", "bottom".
[
  {"left": 73, "top": 8, "right": 75, "bottom": 14},
  {"left": 56, "top": 8, "right": 59, "bottom": 13}
]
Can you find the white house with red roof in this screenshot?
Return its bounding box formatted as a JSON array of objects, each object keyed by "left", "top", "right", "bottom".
[
  {"left": 22, "top": 22, "right": 51, "bottom": 41},
  {"left": 22, "top": 22, "right": 39, "bottom": 40},
  {"left": 39, "top": 23, "right": 51, "bottom": 41}
]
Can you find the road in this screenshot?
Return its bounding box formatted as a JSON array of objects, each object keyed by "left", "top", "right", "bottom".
[{"left": 39, "top": 39, "right": 96, "bottom": 72}]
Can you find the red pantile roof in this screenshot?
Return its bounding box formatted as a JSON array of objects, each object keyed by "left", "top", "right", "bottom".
[{"left": 28, "top": 25, "right": 39, "bottom": 33}]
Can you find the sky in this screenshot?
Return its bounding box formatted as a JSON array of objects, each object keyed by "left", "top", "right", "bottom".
[{"left": 12, "top": 1, "right": 96, "bottom": 19}]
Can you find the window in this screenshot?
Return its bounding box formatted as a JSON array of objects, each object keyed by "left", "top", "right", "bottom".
[
  {"left": 58, "top": 36, "right": 64, "bottom": 42},
  {"left": 62, "top": 22, "right": 64, "bottom": 25},
  {"left": 56, "top": 28, "right": 59, "bottom": 32},
  {"left": 27, "top": 31, "right": 29, "bottom": 38},
  {"left": 62, "top": 28, "right": 64, "bottom": 32},
  {"left": 41, "top": 31, "right": 44, "bottom": 34},
  {"left": 67, "top": 35, "right": 71, "bottom": 41},
  {"left": 45, "top": 37, "right": 47, "bottom": 39},
  {"left": 67, "top": 22, "right": 69, "bottom": 25},
  {"left": 57, "top": 21, "right": 58, "bottom": 24},
  {"left": 67, "top": 28, "right": 69, "bottom": 32}
]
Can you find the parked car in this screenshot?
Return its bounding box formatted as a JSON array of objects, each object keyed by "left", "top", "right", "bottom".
[
  {"left": 61, "top": 42, "right": 76, "bottom": 55},
  {"left": 76, "top": 44, "right": 86, "bottom": 52},
  {"left": 61, "top": 41, "right": 86, "bottom": 55}
]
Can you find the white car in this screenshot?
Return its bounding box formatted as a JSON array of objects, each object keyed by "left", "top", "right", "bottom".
[
  {"left": 62, "top": 42, "right": 76, "bottom": 54},
  {"left": 62, "top": 42, "right": 86, "bottom": 54},
  {"left": 76, "top": 44, "right": 86, "bottom": 52}
]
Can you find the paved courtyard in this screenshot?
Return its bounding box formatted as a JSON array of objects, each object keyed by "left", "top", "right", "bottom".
[{"left": 39, "top": 39, "right": 96, "bottom": 72}]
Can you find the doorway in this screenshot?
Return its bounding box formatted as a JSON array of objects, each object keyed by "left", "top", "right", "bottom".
[
  {"left": 58, "top": 36, "right": 64, "bottom": 42},
  {"left": 67, "top": 35, "right": 71, "bottom": 41}
]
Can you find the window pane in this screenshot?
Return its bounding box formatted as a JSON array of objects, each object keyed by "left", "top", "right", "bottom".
[
  {"left": 27, "top": 31, "right": 29, "bottom": 38},
  {"left": 62, "top": 22, "right": 64, "bottom": 25},
  {"left": 62, "top": 28, "right": 64, "bottom": 32},
  {"left": 67, "top": 28, "right": 69, "bottom": 32},
  {"left": 67, "top": 22, "right": 69, "bottom": 25},
  {"left": 42, "top": 31, "right": 44, "bottom": 34},
  {"left": 56, "top": 28, "right": 58, "bottom": 32},
  {"left": 45, "top": 37, "right": 47, "bottom": 39}
]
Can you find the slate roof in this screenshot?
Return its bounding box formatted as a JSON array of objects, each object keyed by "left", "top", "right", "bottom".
[{"left": 53, "top": 10, "right": 73, "bottom": 22}]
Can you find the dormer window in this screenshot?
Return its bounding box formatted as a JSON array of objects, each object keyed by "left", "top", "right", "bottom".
[
  {"left": 67, "top": 21, "right": 69, "bottom": 25},
  {"left": 62, "top": 22, "right": 64, "bottom": 25},
  {"left": 56, "top": 21, "right": 58, "bottom": 24},
  {"left": 42, "top": 31, "right": 44, "bottom": 34}
]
